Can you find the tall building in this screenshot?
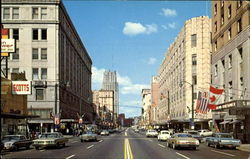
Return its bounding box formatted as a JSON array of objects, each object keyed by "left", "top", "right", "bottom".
[
  {"left": 141, "top": 89, "right": 151, "bottom": 126},
  {"left": 150, "top": 76, "right": 159, "bottom": 124},
  {"left": 102, "top": 70, "right": 119, "bottom": 123},
  {"left": 211, "top": 1, "right": 250, "bottom": 143},
  {"left": 1, "top": 0, "right": 92, "bottom": 133},
  {"left": 158, "top": 16, "right": 212, "bottom": 130}
]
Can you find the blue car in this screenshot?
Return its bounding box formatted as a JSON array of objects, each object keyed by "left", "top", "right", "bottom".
[{"left": 206, "top": 133, "right": 241, "bottom": 149}]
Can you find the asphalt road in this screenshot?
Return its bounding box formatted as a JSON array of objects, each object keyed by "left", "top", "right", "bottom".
[{"left": 1, "top": 128, "right": 250, "bottom": 159}]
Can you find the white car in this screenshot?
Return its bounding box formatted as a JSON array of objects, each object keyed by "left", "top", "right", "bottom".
[
  {"left": 198, "top": 129, "right": 213, "bottom": 137},
  {"left": 158, "top": 130, "right": 171, "bottom": 141},
  {"left": 100, "top": 130, "right": 109, "bottom": 136},
  {"left": 146, "top": 129, "right": 158, "bottom": 137}
]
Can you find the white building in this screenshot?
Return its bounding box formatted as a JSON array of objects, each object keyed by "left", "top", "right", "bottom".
[
  {"left": 1, "top": 0, "right": 92, "bottom": 133},
  {"left": 141, "top": 89, "right": 151, "bottom": 126}
]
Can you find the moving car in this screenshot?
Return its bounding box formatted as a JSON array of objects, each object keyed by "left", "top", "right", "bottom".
[
  {"left": 146, "top": 129, "right": 158, "bottom": 137},
  {"left": 158, "top": 130, "right": 171, "bottom": 141},
  {"left": 100, "top": 130, "right": 109, "bottom": 136},
  {"left": 80, "top": 131, "right": 98, "bottom": 142},
  {"left": 166, "top": 133, "right": 199, "bottom": 150},
  {"left": 33, "top": 132, "right": 68, "bottom": 150},
  {"left": 184, "top": 130, "right": 203, "bottom": 143},
  {"left": 198, "top": 129, "right": 213, "bottom": 137},
  {"left": 2, "top": 135, "right": 33, "bottom": 151},
  {"left": 206, "top": 133, "right": 241, "bottom": 149}
]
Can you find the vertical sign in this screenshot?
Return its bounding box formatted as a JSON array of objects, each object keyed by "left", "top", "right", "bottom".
[{"left": 1, "top": 28, "right": 9, "bottom": 56}]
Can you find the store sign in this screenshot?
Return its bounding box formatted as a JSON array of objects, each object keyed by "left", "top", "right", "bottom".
[
  {"left": 1, "top": 39, "right": 16, "bottom": 53},
  {"left": 12, "top": 81, "right": 32, "bottom": 95}
]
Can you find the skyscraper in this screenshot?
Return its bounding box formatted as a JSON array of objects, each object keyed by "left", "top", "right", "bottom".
[{"left": 102, "top": 70, "right": 119, "bottom": 123}]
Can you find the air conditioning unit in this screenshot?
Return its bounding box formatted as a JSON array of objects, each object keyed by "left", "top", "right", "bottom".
[{"left": 33, "top": 81, "right": 47, "bottom": 88}]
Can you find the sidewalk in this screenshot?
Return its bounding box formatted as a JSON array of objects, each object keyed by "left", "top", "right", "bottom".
[{"left": 237, "top": 144, "right": 250, "bottom": 152}]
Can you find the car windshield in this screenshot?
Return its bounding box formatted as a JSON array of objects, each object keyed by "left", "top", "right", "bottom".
[
  {"left": 177, "top": 134, "right": 192, "bottom": 138},
  {"left": 188, "top": 132, "right": 199, "bottom": 135},
  {"left": 40, "top": 134, "right": 59, "bottom": 138},
  {"left": 2, "top": 136, "right": 20, "bottom": 140},
  {"left": 219, "top": 134, "right": 233, "bottom": 138},
  {"left": 161, "top": 132, "right": 169, "bottom": 134}
]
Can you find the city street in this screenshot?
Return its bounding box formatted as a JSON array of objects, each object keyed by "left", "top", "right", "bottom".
[{"left": 2, "top": 128, "right": 250, "bottom": 159}]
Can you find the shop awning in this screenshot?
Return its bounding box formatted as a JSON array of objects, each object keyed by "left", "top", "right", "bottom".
[
  {"left": 219, "top": 120, "right": 231, "bottom": 124},
  {"left": 229, "top": 120, "right": 242, "bottom": 124}
]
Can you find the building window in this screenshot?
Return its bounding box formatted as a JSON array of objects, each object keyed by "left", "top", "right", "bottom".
[
  {"left": 221, "top": 13, "right": 224, "bottom": 25},
  {"left": 192, "top": 75, "right": 197, "bottom": 85},
  {"left": 41, "top": 48, "right": 47, "bottom": 60},
  {"left": 237, "top": 18, "right": 242, "bottom": 33},
  {"left": 41, "top": 8, "right": 47, "bottom": 19},
  {"left": 32, "top": 68, "right": 39, "bottom": 80},
  {"left": 238, "top": 47, "right": 243, "bottom": 61},
  {"left": 41, "top": 29, "right": 47, "bottom": 40},
  {"left": 214, "top": 64, "right": 218, "bottom": 76},
  {"left": 12, "top": 48, "right": 19, "bottom": 60},
  {"left": 32, "top": 48, "right": 39, "bottom": 59},
  {"left": 228, "top": 5, "right": 231, "bottom": 18},
  {"left": 228, "top": 54, "right": 232, "bottom": 68},
  {"left": 215, "top": 41, "right": 217, "bottom": 52},
  {"left": 36, "top": 89, "right": 44, "bottom": 100},
  {"left": 32, "top": 8, "right": 38, "bottom": 19},
  {"left": 237, "top": 0, "right": 242, "bottom": 8},
  {"left": 191, "top": 34, "right": 197, "bottom": 47},
  {"left": 3, "top": 8, "right": 10, "bottom": 19},
  {"left": 12, "top": 68, "right": 19, "bottom": 73},
  {"left": 12, "top": 8, "right": 19, "bottom": 19},
  {"left": 32, "top": 29, "right": 38, "bottom": 40},
  {"left": 41, "top": 68, "right": 47, "bottom": 80},
  {"left": 192, "top": 54, "right": 197, "bottom": 65},
  {"left": 214, "top": 21, "right": 217, "bottom": 33},
  {"left": 214, "top": 4, "right": 217, "bottom": 15},
  {"left": 228, "top": 27, "right": 231, "bottom": 40},
  {"left": 13, "top": 29, "right": 19, "bottom": 40},
  {"left": 221, "top": 1, "right": 224, "bottom": 7},
  {"left": 221, "top": 59, "right": 225, "bottom": 68},
  {"left": 228, "top": 81, "right": 233, "bottom": 100}
]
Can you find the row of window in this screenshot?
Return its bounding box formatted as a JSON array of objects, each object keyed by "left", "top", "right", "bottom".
[
  {"left": 2, "top": 7, "right": 47, "bottom": 20},
  {"left": 4, "top": 28, "right": 47, "bottom": 41},
  {"left": 7, "top": 48, "right": 47, "bottom": 60},
  {"left": 214, "top": 1, "right": 242, "bottom": 17}
]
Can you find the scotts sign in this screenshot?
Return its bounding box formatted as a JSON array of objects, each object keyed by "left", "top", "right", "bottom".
[
  {"left": 1, "top": 39, "right": 16, "bottom": 53},
  {"left": 12, "top": 81, "right": 32, "bottom": 95}
]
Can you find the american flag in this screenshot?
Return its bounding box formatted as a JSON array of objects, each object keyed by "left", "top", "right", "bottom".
[{"left": 195, "top": 91, "right": 209, "bottom": 114}]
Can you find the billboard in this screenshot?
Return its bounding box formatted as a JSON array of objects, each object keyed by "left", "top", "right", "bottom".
[
  {"left": 1, "top": 39, "right": 16, "bottom": 53},
  {"left": 12, "top": 81, "right": 32, "bottom": 95}
]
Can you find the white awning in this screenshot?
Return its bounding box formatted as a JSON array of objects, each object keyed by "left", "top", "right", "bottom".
[{"left": 219, "top": 120, "right": 231, "bottom": 124}]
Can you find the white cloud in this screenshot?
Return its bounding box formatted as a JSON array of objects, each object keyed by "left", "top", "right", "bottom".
[
  {"left": 121, "top": 100, "right": 141, "bottom": 106},
  {"left": 147, "top": 57, "right": 157, "bottom": 65},
  {"left": 121, "top": 84, "right": 150, "bottom": 95},
  {"left": 92, "top": 66, "right": 150, "bottom": 95},
  {"left": 123, "top": 22, "right": 157, "bottom": 36},
  {"left": 161, "top": 22, "right": 176, "bottom": 30},
  {"left": 161, "top": 8, "right": 177, "bottom": 17}
]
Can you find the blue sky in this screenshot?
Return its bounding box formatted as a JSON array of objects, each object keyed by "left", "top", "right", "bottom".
[{"left": 63, "top": 1, "right": 211, "bottom": 118}]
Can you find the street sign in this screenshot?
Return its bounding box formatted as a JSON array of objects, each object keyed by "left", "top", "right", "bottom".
[
  {"left": 1, "top": 39, "right": 16, "bottom": 53},
  {"left": 12, "top": 81, "right": 32, "bottom": 95}
]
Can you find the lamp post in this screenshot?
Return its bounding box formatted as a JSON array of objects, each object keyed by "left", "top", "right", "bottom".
[{"left": 180, "top": 81, "right": 194, "bottom": 130}]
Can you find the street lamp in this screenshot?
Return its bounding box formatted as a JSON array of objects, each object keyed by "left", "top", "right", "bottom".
[{"left": 179, "top": 80, "right": 195, "bottom": 130}]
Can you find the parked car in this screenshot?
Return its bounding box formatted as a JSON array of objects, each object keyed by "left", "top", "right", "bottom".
[
  {"left": 158, "top": 130, "right": 171, "bottom": 141},
  {"left": 33, "top": 132, "right": 68, "bottom": 150},
  {"left": 166, "top": 133, "right": 199, "bottom": 150},
  {"left": 80, "top": 131, "right": 98, "bottom": 142},
  {"left": 198, "top": 129, "right": 213, "bottom": 137},
  {"left": 184, "top": 130, "right": 203, "bottom": 143},
  {"left": 206, "top": 133, "right": 241, "bottom": 149},
  {"left": 100, "top": 130, "right": 109, "bottom": 136},
  {"left": 2, "top": 135, "right": 33, "bottom": 151},
  {"left": 146, "top": 129, "right": 158, "bottom": 137}
]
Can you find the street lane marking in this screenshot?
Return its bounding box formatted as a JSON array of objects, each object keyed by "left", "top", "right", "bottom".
[
  {"left": 71, "top": 141, "right": 77, "bottom": 144},
  {"left": 125, "top": 132, "right": 127, "bottom": 136},
  {"left": 40, "top": 149, "right": 45, "bottom": 152},
  {"left": 211, "top": 150, "right": 235, "bottom": 157},
  {"left": 176, "top": 152, "right": 190, "bottom": 159},
  {"left": 87, "top": 145, "right": 94, "bottom": 149},
  {"left": 99, "top": 140, "right": 103, "bottom": 143},
  {"left": 158, "top": 144, "right": 165, "bottom": 148},
  {"left": 124, "top": 139, "right": 134, "bottom": 159},
  {"left": 65, "top": 154, "right": 75, "bottom": 159}
]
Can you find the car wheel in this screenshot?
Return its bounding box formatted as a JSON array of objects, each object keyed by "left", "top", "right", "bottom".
[
  {"left": 81, "top": 139, "right": 83, "bottom": 143},
  {"left": 215, "top": 144, "right": 220, "bottom": 149},
  {"left": 193, "top": 147, "right": 196, "bottom": 150},
  {"left": 26, "top": 144, "right": 30, "bottom": 149},
  {"left": 35, "top": 146, "right": 39, "bottom": 150},
  {"left": 56, "top": 143, "right": 60, "bottom": 149},
  {"left": 13, "top": 145, "right": 18, "bottom": 151},
  {"left": 173, "top": 143, "right": 177, "bottom": 150},
  {"left": 62, "top": 143, "right": 66, "bottom": 147},
  {"left": 206, "top": 142, "right": 210, "bottom": 147}
]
